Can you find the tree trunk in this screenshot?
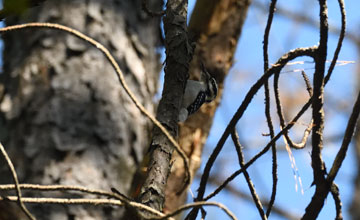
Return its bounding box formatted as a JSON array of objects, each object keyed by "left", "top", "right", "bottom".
[{"left": 0, "top": 0, "right": 161, "bottom": 219}]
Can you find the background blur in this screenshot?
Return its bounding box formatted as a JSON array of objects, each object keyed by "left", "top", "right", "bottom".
[{"left": 185, "top": 0, "right": 359, "bottom": 219}]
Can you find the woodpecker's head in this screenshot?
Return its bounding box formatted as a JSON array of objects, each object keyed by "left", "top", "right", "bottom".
[
  {"left": 200, "top": 63, "right": 218, "bottom": 102},
  {"left": 206, "top": 77, "right": 218, "bottom": 102}
]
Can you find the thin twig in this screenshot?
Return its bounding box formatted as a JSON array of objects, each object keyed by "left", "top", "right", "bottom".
[
  {"left": 206, "top": 175, "right": 301, "bottom": 220},
  {"left": 252, "top": 0, "right": 357, "bottom": 44},
  {"left": 0, "top": 22, "right": 191, "bottom": 192},
  {"left": 151, "top": 201, "right": 237, "bottom": 220},
  {"left": 204, "top": 97, "right": 312, "bottom": 201},
  {"left": 0, "top": 196, "right": 124, "bottom": 205},
  {"left": 194, "top": 46, "right": 316, "bottom": 206},
  {"left": 0, "top": 184, "right": 168, "bottom": 218},
  {"left": 324, "top": 0, "right": 346, "bottom": 83},
  {"left": 330, "top": 183, "right": 343, "bottom": 220},
  {"left": 0, "top": 196, "right": 171, "bottom": 219},
  {"left": 274, "top": 70, "right": 312, "bottom": 150},
  {"left": 262, "top": 0, "right": 278, "bottom": 217},
  {"left": 0, "top": 195, "right": 237, "bottom": 220},
  {"left": 327, "top": 88, "right": 360, "bottom": 182},
  {"left": 263, "top": 0, "right": 277, "bottom": 71},
  {"left": 301, "top": 71, "right": 313, "bottom": 96},
  {"left": 0, "top": 184, "right": 120, "bottom": 199},
  {"left": 0, "top": 142, "right": 35, "bottom": 220},
  {"left": 231, "top": 129, "right": 266, "bottom": 220}
]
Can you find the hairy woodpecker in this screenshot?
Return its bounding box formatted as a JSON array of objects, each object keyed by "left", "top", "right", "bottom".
[{"left": 178, "top": 65, "right": 218, "bottom": 122}]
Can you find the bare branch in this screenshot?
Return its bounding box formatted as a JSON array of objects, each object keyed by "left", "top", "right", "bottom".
[
  {"left": 324, "top": 0, "right": 346, "bottom": 83},
  {"left": 274, "top": 70, "right": 312, "bottom": 150},
  {"left": 231, "top": 129, "right": 266, "bottom": 219},
  {"left": 152, "top": 201, "right": 237, "bottom": 220},
  {"left": 0, "top": 196, "right": 171, "bottom": 219},
  {"left": 194, "top": 46, "right": 316, "bottom": 207},
  {"left": 206, "top": 175, "right": 301, "bottom": 220},
  {"left": 302, "top": 0, "right": 329, "bottom": 218},
  {"left": 138, "top": 0, "right": 192, "bottom": 214},
  {"left": 0, "top": 194, "right": 237, "bottom": 220},
  {"left": 303, "top": 0, "right": 347, "bottom": 218},
  {"left": 204, "top": 93, "right": 313, "bottom": 201},
  {"left": 0, "top": 183, "right": 129, "bottom": 200},
  {"left": 262, "top": 0, "right": 278, "bottom": 217},
  {"left": 330, "top": 183, "right": 343, "bottom": 220},
  {"left": 327, "top": 87, "right": 360, "bottom": 182},
  {"left": 0, "top": 142, "right": 35, "bottom": 220}
]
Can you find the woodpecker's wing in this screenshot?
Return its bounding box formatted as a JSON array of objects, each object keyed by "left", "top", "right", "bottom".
[{"left": 186, "top": 91, "right": 206, "bottom": 115}]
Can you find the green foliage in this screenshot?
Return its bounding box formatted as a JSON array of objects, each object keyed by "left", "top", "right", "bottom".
[{"left": 3, "top": 0, "right": 30, "bottom": 15}]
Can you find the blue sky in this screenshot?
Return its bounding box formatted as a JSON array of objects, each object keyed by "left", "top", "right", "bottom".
[{"left": 189, "top": 0, "right": 360, "bottom": 219}]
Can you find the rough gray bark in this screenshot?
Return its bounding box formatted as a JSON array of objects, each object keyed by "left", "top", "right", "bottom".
[
  {"left": 137, "top": 0, "right": 191, "bottom": 215},
  {"left": 0, "top": 0, "right": 161, "bottom": 219}
]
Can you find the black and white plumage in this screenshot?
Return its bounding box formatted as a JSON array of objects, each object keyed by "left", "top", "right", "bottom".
[{"left": 178, "top": 66, "right": 218, "bottom": 122}]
